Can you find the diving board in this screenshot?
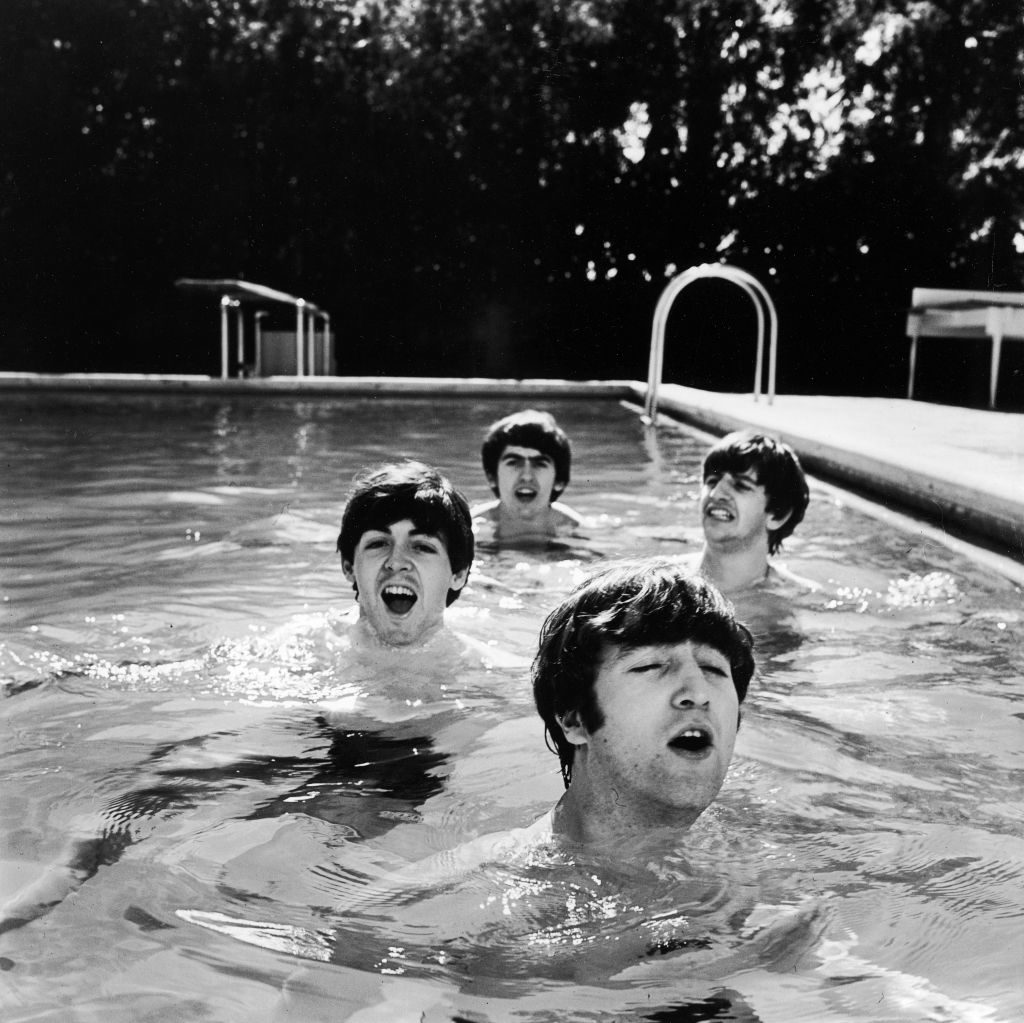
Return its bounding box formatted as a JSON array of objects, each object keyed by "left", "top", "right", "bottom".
[
  {"left": 906, "top": 288, "right": 1024, "bottom": 409},
  {"left": 175, "top": 278, "right": 333, "bottom": 379}
]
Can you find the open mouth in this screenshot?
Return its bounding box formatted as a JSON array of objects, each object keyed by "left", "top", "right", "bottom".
[
  {"left": 381, "top": 584, "right": 417, "bottom": 616},
  {"left": 668, "top": 728, "right": 713, "bottom": 756},
  {"left": 704, "top": 504, "right": 733, "bottom": 522},
  {"left": 514, "top": 486, "right": 538, "bottom": 503}
]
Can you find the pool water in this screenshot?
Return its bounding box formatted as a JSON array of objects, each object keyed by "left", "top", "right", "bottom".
[{"left": 1, "top": 393, "right": 1022, "bottom": 1022}]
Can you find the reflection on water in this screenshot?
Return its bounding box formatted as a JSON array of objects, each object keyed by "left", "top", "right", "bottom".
[{"left": 0, "top": 394, "right": 1021, "bottom": 1023}]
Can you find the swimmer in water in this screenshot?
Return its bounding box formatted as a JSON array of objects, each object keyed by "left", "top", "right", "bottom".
[
  {"left": 363, "top": 559, "right": 756, "bottom": 867},
  {"left": 472, "top": 409, "right": 582, "bottom": 543},
  {"left": 259, "top": 561, "right": 788, "bottom": 1000},
  {"left": 531, "top": 558, "right": 753, "bottom": 853},
  {"left": 318, "top": 459, "right": 523, "bottom": 717},
  {"left": 0, "top": 464, "right": 494, "bottom": 939},
  {"left": 689, "top": 430, "right": 815, "bottom": 595},
  {"left": 333, "top": 460, "right": 475, "bottom": 651}
]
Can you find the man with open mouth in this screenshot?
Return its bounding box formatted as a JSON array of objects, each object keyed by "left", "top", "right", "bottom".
[
  {"left": 691, "top": 429, "right": 813, "bottom": 595},
  {"left": 335, "top": 460, "right": 475, "bottom": 650},
  {"left": 532, "top": 558, "right": 754, "bottom": 850},
  {"left": 474, "top": 408, "right": 583, "bottom": 542}
]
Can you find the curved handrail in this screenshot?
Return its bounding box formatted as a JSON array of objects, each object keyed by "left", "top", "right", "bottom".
[{"left": 643, "top": 264, "right": 778, "bottom": 421}]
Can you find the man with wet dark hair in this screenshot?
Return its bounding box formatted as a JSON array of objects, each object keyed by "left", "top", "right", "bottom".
[
  {"left": 335, "top": 460, "right": 475, "bottom": 648},
  {"left": 532, "top": 558, "right": 754, "bottom": 845},
  {"left": 474, "top": 409, "right": 582, "bottom": 542},
  {"left": 0, "top": 465, "right": 486, "bottom": 939},
  {"left": 695, "top": 430, "right": 812, "bottom": 594}
]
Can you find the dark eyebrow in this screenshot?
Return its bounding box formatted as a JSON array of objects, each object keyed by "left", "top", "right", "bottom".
[{"left": 706, "top": 469, "right": 760, "bottom": 484}]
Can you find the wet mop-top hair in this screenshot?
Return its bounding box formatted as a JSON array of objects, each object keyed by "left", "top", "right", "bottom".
[
  {"left": 337, "top": 460, "right": 474, "bottom": 606},
  {"left": 481, "top": 409, "right": 572, "bottom": 499},
  {"left": 533, "top": 558, "right": 755, "bottom": 786}
]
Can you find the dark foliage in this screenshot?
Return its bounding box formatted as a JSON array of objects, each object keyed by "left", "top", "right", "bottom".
[{"left": 2, "top": 0, "right": 1022, "bottom": 404}]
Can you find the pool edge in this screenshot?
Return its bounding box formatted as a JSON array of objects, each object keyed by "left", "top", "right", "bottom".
[{"left": 0, "top": 372, "right": 634, "bottom": 398}]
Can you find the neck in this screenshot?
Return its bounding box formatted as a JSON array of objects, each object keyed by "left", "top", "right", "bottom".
[
  {"left": 552, "top": 778, "right": 702, "bottom": 855},
  {"left": 698, "top": 542, "right": 771, "bottom": 595},
  {"left": 352, "top": 614, "right": 448, "bottom": 653},
  {"left": 495, "top": 503, "right": 556, "bottom": 540}
]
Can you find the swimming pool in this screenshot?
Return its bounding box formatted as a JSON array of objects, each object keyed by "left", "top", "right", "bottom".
[{"left": 1, "top": 392, "right": 1022, "bottom": 1022}]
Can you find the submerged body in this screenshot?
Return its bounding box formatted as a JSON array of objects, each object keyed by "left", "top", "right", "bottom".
[{"left": 2, "top": 395, "right": 1020, "bottom": 1023}]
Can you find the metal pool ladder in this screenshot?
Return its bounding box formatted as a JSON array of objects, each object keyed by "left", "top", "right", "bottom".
[{"left": 643, "top": 263, "right": 777, "bottom": 421}]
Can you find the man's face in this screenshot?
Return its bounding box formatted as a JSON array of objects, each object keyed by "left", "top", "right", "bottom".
[
  {"left": 564, "top": 640, "right": 740, "bottom": 826},
  {"left": 342, "top": 518, "right": 467, "bottom": 646},
  {"left": 489, "top": 445, "right": 559, "bottom": 519},
  {"left": 700, "top": 468, "right": 786, "bottom": 550}
]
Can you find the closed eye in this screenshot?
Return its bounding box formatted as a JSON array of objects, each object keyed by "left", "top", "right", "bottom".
[
  {"left": 699, "top": 662, "right": 730, "bottom": 679},
  {"left": 627, "top": 662, "right": 664, "bottom": 674}
]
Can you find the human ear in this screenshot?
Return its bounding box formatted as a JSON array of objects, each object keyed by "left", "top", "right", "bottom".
[
  {"left": 556, "top": 709, "right": 588, "bottom": 746},
  {"left": 449, "top": 566, "right": 469, "bottom": 593},
  {"left": 341, "top": 558, "right": 355, "bottom": 584},
  {"left": 765, "top": 506, "right": 792, "bottom": 531},
  {"left": 486, "top": 473, "right": 499, "bottom": 496}
]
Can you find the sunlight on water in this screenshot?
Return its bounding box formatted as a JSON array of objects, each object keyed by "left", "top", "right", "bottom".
[{"left": 0, "top": 394, "right": 1021, "bottom": 1023}]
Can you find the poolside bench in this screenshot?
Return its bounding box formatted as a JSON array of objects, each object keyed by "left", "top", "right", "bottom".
[{"left": 905, "top": 287, "right": 1024, "bottom": 408}]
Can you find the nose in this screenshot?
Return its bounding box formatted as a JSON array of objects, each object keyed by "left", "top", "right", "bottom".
[
  {"left": 384, "top": 544, "right": 412, "bottom": 570},
  {"left": 669, "top": 660, "right": 712, "bottom": 709},
  {"left": 706, "top": 476, "right": 728, "bottom": 499}
]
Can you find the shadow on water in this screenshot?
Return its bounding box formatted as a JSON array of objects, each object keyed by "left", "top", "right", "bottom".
[
  {"left": 0, "top": 713, "right": 448, "bottom": 937},
  {"left": 246, "top": 720, "right": 447, "bottom": 839},
  {"left": 641, "top": 992, "right": 763, "bottom": 1022}
]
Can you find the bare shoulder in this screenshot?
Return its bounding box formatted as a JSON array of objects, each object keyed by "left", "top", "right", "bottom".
[
  {"left": 551, "top": 501, "right": 584, "bottom": 530},
  {"left": 450, "top": 628, "right": 531, "bottom": 670},
  {"left": 471, "top": 499, "right": 500, "bottom": 523},
  {"left": 768, "top": 562, "right": 822, "bottom": 594},
  {"left": 669, "top": 551, "right": 702, "bottom": 574},
  {"left": 389, "top": 810, "right": 555, "bottom": 889}
]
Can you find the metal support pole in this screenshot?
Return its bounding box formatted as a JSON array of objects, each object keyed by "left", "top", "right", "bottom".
[
  {"left": 234, "top": 302, "right": 245, "bottom": 377},
  {"left": 295, "top": 300, "right": 306, "bottom": 376},
  {"left": 322, "top": 313, "right": 332, "bottom": 375},
  {"left": 219, "top": 296, "right": 231, "bottom": 380},
  {"left": 907, "top": 320, "right": 920, "bottom": 400},
  {"left": 306, "top": 308, "right": 315, "bottom": 377},
  {"left": 254, "top": 311, "right": 267, "bottom": 378},
  {"left": 989, "top": 330, "right": 1003, "bottom": 409}
]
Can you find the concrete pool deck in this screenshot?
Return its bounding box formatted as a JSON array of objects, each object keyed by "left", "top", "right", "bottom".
[{"left": 2, "top": 371, "right": 1022, "bottom": 567}]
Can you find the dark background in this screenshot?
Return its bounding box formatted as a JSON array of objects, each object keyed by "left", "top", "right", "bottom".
[{"left": 2, "top": 0, "right": 1022, "bottom": 407}]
